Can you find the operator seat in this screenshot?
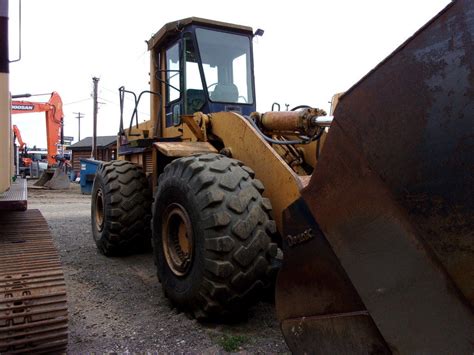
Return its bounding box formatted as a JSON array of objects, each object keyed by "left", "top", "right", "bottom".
[
  {"left": 211, "top": 83, "right": 239, "bottom": 102},
  {"left": 186, "top": 89, "right": 205, "bottom": 113}
]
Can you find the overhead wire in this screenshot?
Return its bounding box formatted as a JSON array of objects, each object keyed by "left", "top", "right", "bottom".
[
  {"left": 64, "top": 98, "right": 91, "bottom": 106},
  {"left": 98, "top": 96, "right": 150, "bottom": 117}
]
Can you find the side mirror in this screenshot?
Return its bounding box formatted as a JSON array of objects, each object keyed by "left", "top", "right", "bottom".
[{"left": 253, "top": 28, "right": 264, "bottom": 37}]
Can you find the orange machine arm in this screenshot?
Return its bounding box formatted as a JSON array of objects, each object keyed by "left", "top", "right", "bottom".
[
  {"left": 11, "top": 92, "right": 64, "bottom": 166},
  {"left": 12, "top": 124, "right": 26, "bottom": 151}
]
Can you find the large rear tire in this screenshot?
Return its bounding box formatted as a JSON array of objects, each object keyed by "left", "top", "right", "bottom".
[
  {"left": 152, "top": 153, "right": 278, "bottom": 319},
  {"left": 91, "top": 160, "right": 152, "bottom": 256}
]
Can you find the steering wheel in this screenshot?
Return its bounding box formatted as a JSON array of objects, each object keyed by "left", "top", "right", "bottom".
[{"left": 207, "top": 83, "right": 218, "bottom": 92}]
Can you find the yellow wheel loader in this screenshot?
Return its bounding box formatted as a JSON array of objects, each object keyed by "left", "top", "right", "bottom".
[{"left": 91, "top": 1, "right": 474, "bottom": 352}]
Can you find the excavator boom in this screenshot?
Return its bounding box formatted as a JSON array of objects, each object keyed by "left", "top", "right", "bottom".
[
  {"left": 12, "top": 124, "right": 26, "bottom": 151},
  {"left": 276, "top": 0, "right": 474, "bottom": 352}
]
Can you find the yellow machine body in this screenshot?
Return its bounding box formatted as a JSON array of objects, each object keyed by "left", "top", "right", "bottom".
[{"left": 113, "top": 6, "right": 474, "bottom": 352}]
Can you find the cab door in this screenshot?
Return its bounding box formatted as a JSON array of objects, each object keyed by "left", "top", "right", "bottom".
[
  {"left": 164, "top": 41, "right": 182, "bottom": 131},
  {"left": 163, "top": 33, "right": 206, "bottom": 138}
]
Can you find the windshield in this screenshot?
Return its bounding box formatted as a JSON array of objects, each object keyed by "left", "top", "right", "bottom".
[{"left": 195, "top": 28, "right": 254, "bottom": 104}]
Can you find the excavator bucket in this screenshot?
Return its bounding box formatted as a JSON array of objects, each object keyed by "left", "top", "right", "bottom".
[
  {"left": 276, "top": 0, "right": 474, "bottom": 353},
  {"left": 34, "top": 168, "right": 70, "bottom": 190},
  {"left": 44, "top": 168, "right": 70, "bottom": 189},
  {"left": 33, "top": 168, "right": 55, "bottom": 187}
]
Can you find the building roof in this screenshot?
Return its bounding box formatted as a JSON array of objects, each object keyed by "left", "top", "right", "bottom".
[
  {"left": 69, "top": 136, "right": 116, "bottom": 150},
  {"left": 147, "top": 17, "right": 254, "bottom": 50}
]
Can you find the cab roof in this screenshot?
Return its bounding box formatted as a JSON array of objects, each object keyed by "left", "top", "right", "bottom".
[{"left": 147, "top": 17, "right": 254, "bottom": 51}]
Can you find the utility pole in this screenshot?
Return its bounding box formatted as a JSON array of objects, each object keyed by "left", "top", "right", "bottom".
[
  {"left": 73, "top": 112, "right": 84, "bottom": 141},
  {"left": 92, "top": 77, "right": 99, "bottom": 159}
]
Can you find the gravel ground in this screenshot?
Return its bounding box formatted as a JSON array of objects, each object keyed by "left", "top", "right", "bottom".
[{"left": 28, "top": 182, "right": 288, "bottom": 354}]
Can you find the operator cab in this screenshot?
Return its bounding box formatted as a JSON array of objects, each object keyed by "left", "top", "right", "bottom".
[{"left": 148, "top": 17, "right": 257, "bottom": 128}]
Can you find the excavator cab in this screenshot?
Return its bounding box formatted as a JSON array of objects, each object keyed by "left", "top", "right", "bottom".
[{"left": 149, "top": 18, "right": 257, "bottom": 129}]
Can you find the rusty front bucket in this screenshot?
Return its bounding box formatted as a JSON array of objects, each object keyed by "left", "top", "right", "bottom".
[{"left": 276, "top": 0, "right": 474, "bottom": 353}]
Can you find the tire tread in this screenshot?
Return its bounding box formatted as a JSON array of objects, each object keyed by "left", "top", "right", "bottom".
[
  {"left": 92, "top": 161, "right": 151, "bottom": 256},
  {"left": 153, "top": 154, "right": 278, "bottom": 319}
]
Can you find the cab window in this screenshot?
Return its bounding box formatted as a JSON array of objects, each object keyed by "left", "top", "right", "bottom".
[
  {"left": 195, "top": 28, "right": 254, "bottom": 104},
  {"left": 166, "top": 42, "right": 180, "bottom": 103},
  {"left": 184, "top": 33, "right": 205, "bottom": 113}
]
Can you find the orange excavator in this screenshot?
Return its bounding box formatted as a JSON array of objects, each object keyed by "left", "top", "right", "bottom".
[
  {"left": 12, "top": 92, "right": 64, "bottom": 166},
  {"left": 12, "top": 124, "right": 26, "bottom": 151},
  {"left": 11, "top": 92, "right": 70, "bottom": 188},
  {"left": 12, "top": 124, "right": 33, "bottom": 176}
]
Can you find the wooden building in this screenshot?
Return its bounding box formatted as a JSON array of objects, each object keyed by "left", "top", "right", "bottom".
[{"left": 69, "top": 136, "right": 117, "bottom": 178}]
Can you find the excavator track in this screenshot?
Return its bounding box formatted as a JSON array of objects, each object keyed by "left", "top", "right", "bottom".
[{"left": 0, "top": 209, "right": 68, "bottom": 354}]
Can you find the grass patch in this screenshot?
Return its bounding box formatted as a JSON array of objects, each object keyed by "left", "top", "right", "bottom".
[{"left": 217, "top": 334, "right": 249, "bottom": 352}]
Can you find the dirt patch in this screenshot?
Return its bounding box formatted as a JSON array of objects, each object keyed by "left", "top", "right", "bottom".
[{"left": 28, "top": 182, "right": 288, "bottom": 353}]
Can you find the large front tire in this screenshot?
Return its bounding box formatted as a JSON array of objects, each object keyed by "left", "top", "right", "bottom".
[
  {"left": 152, "top": 153, "right": 278, "bottom": 319},
  {"left": 91, "top": 160, "right": 152, "bottom": 256}
]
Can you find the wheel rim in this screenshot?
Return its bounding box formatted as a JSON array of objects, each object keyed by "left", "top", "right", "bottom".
[
  {"left": 162, "top": 203, "right": 194, "bottom": 277},
  {"left": 95, "top": 188, "right": 105, "bottom": 232}
]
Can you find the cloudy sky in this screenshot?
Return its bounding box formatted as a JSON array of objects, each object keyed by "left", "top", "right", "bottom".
[{"left": 9, "top": 0, "right": 450, "bottom": 148}]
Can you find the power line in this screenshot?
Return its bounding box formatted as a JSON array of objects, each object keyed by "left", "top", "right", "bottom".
[
  {"left": 101, "top": 87, "right": 139, "bottom": 103},
  {"left": 98, "top": 96, "right": 150, "bottom": 117},
  {"left": 97, "top": 97, "right": 116, "bottom": 105},
  {"left": 101, "top": 87, "right": 121, "bottom": 95},
  {"left": 64, "top": 98, "right": 91, "bottom": 106}
]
